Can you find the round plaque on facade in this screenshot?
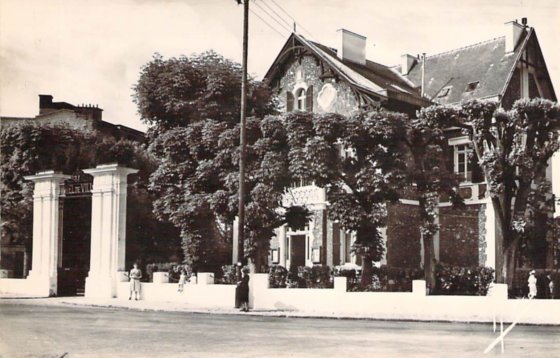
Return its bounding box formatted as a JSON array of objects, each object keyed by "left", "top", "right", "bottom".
[{"left": 317, "top": 83, "right": 337, "bottom": 111}]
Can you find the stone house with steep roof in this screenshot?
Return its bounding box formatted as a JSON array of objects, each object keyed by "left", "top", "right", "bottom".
[{"left": 262, "top": 19, "right": 559, "bottom": 272}]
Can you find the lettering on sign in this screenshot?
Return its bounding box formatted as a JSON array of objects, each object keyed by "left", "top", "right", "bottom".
[{"left": 61, "top": 172, "right": 93, "bottom": 197}]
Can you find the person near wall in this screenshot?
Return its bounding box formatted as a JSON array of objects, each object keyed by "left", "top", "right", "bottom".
[
  {"left": 178, "top": 269, "right": 187, "bottom": 293},
  {"left": 238, "top": 268, "right": 250, "bottom": 312},
  {"left": 234, "top": 262, "right": 243, "bottom": 308},
  {"left": 129, "top": 263, "right": 143, "bottom": 300},
  {"left": 528, "top": 270, "right": 537, "bottom": 299},
  {"left": 547, "top": 273, "right": 555, "bottom": 299}
]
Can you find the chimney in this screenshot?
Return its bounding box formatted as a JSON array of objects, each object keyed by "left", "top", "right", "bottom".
[
  {"left": 505, "top": 19, "right": 525, "bottom": 53},
  {"left": 39, "top": 94, "right": 53, "bottom": 114},
  {"left": 400, "top": 54, "right": 417, "bottom": 75},
  {"left": 336, "top": 29, "right": 366, "bottom": 65}
]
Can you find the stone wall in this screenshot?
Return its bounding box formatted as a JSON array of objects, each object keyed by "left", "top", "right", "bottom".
[
  {"left": 276, "top": 55, "right": 360, "bottom": 116},
  {"left": 439, "top": 205, "right": 481, "bottom": 267},
  {"left": 386, "top": 203, "right": 422, "bottom": 268}
]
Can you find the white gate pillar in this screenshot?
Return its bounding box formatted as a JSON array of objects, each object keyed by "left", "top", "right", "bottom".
[
  {"left": 83, "top": 164, "right": 137, "bottom": 298},
  {"left": 24, "top": 171, "right": 70, "bottom": 296}
]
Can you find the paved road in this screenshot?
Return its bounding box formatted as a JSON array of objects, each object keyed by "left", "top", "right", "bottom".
[{"left": 0, "top": 302, "right": 558, "bottom": 357}]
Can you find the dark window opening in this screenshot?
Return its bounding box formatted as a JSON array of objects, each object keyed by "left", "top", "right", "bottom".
[{"left": 465, "top": 81, "right": 479, "bottom": 92}]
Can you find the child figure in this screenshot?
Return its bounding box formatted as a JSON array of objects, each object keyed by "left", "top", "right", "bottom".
[
  {"left": 178, "top": 269, "right": 187, "bottom": 292},
  {"left": 547, "top": 274, "right": 555, "bottom": 299},
  {"left": 129, "top": 263, "right": 142, "bottom": 300}
]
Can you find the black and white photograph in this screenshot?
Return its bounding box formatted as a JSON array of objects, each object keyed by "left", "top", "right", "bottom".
[{"left": 1, "top": 0, "right": 560, "bottom": 356}]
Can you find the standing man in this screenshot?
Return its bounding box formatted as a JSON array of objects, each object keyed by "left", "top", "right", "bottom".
[{"left": 129, "top": 263, "right": 142, "bottom": 300}]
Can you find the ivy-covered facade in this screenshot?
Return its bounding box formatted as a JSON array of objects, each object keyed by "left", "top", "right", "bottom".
[{"left": 264, "top": 20, "right": 559, "bottom": 271}]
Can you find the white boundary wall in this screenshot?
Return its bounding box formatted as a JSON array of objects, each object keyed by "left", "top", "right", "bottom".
[
  {"left": 3, "top": 273, "right": 560, "bottom": 324},
  {"left": 249, "top": 274, "right": 560, "bottom": 325},
  {"left": 114, "top": 272, "right": 236, "bottom": 310}
]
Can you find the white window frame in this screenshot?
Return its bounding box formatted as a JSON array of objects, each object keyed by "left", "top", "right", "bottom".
[
  {"left": 293, "top": 83, "right": 308, "bottom": 112},
  {"left": 449, "top": 136, "right": 473, "bottom": 183}
]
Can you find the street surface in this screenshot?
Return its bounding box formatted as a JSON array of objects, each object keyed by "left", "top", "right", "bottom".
[{"left": 0, "top": 302, "right": 558, "bottom": 357}]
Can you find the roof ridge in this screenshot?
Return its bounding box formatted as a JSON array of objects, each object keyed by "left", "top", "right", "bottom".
[{"left": 426, "top": 36, "right": 505, "bottom": 59}]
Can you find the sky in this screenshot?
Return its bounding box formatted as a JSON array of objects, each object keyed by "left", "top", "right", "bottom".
[{"left": 1, "top": 0, "right": 559, "bottom": 131}]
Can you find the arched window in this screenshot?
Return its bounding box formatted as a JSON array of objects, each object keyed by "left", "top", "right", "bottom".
[{"left": 287, "top": 86, "right": 313, "bottom": 113}]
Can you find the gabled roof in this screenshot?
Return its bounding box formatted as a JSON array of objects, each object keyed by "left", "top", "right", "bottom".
[
  {"left": 264, "top": 33, "right": 430, "bottom": 108},
  {"left": 404, "top": 27, "right": 556, "bottom": 104}
]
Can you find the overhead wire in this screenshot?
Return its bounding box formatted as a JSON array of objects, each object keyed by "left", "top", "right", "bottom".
[
  {"left": 265, "top": 0, "right": 316, "bottom": 40},
  {"left": 248, "top": 7, "right": 290, "bottom": 39},
  {"left": 257, "top": 0, "right": 293, "bottom": 30},
  {"left": 252, "top": 1, "right": 293, "bottom": 36}
]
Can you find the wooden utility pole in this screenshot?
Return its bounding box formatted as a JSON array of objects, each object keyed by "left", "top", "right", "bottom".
[{"left": 237, "top": 0, "right": 249, "bottom": 264}]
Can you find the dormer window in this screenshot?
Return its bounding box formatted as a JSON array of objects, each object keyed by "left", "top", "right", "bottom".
[
  {"left": 465, "top": 81, "right": 479, "bottom": 92},
  {"left": 437, "top": 86, "right": 452, "bottom": 98}
]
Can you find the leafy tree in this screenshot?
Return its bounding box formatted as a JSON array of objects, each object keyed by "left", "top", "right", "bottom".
[
  {"left": 134, "top": 51, "right": 308, "bottom": 272},
  {"left": 0, "top": 122, "right": 176, "bottom": 270},
  {"left": 423, "top": 98, "right": 560, "bottom": 286},
  {"left": 405, "top": 107, "right": 464, "bottom": 291},
  {"left": 1, "top": 123, "right": 95, "bottom": 247},
  {"left": 283, "top": 110, "right": 408, "bottom": 286}
]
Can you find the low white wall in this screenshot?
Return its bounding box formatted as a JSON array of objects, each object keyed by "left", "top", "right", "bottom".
[
  {"left": 0, "top": 278, "right": 48, "bottom": 297},
  {"left": 251, "top": 275, "right": 560, "bottom": 324},
  {"left": 4, "top": 273, "right": 560, "bottom": 325},
  {"left": 117, "top": 273, "right": 236, "bottom": 309}
]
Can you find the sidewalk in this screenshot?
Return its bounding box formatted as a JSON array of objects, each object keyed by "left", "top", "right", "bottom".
[
  {"left": 0, "top": 295, "right": 314, "bottom": 319},
  {"left": 0, "top": 294, "right": 441, "bottom": 321},
  {"left": 2, "top": 293, "right": 559, "bottom": 325}
]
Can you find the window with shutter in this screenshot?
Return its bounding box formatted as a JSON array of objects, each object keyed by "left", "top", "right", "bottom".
[
  {"left": 286, "top": 92, "right": 294, "bottom": 112},
  {"left": 445, "top": 146, "right": 455, "bottom": 173},
  {"left": 296, "top": 88, "right": 306, "bottom": 111},
  {"left": 305, "top": 85, "right": 313, "bottom": 112},
  {"left": 471, "top": 159, "right": 484, "bottom": 183}
]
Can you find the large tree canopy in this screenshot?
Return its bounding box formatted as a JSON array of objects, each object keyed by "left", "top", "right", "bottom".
[
  {"left": 0, "top": 122, "right": 177, "bottom": 268},
  {"left": 134, "top": 51, "right": 309, "bottom": 272},
  {"left": 404, "top": 108, "right": 464, "bottom": 290},
  {"left": 423, "top": 98, "right": 560, "bottom": 285},
  {"left": 282, "top": 110, "right": 409, "bottom": 286},
  {"left": 133, "top": 51, "right": 275, "bottom": 129}
]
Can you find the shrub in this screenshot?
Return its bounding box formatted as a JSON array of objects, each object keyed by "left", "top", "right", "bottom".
[
  {"left": 145, "top": 262, "right": 181, "bottom": 282},
  {"left": 299, "top": 265, "right": 333, "bottom": 288},
  {"left": 272, "top": 265, "right": 335, "bottom": 288},
  {"left": 269, "top": 265, "right": 288, "bottom": 288},
  {"left": 287, "top": 265, "right": 306, "bottom": 288},
  {"left": 433, "top": 264, "right": 494, "bottom": 296},
  {"left": 218, "top": 264, "right": 239, "bottom": 284},
  {"left": 340, "top": 265, "right": 422, "bottom": 292},
  {"left": 333, "top": 266, "right": 359, "bottom": 284}
]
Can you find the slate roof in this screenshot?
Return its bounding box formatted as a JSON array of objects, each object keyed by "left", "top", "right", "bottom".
[
  {"left": 265, "top": 27, "right": 555, "bottom": 109},
  {"left": 404, "top": 32, "right": 528, "bottom": 105}
]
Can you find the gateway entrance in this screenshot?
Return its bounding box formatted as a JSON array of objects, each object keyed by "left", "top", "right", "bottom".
[
  {"left": 20, "top": 164, "right": 137, "bottom": 297},
  {"left": 57, "top": 173, "right": 92, "bottom": 296}
]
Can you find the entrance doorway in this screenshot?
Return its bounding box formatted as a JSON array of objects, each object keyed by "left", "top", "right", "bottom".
[
  {"left": 290, "top": 235, "right": 306, "bottom": 268},
  {"left": 57, "top": 196, "right": 91, "bottom": 296}
]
